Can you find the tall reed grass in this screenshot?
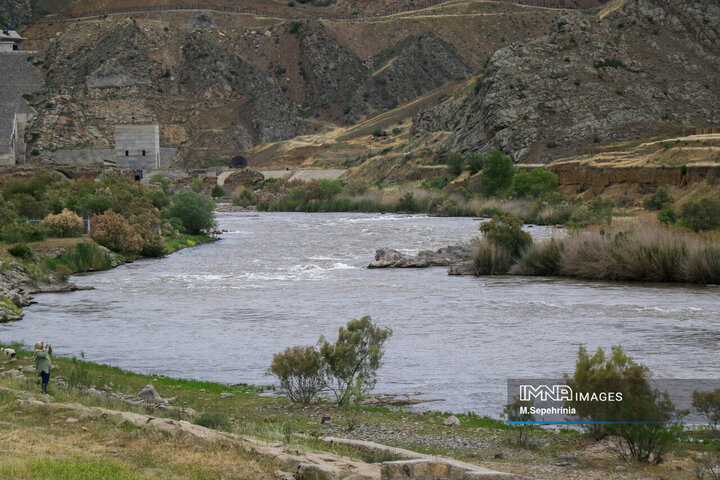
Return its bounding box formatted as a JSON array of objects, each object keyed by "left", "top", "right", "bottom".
[{"left": 510, "top": 222, "right": 720, "bottom": 284}]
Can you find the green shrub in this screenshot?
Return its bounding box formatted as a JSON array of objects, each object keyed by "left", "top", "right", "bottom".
[
  {"left": 371, "top": 128, "right": 387, "bottom": 137},
  {"left": 193, "top": 412, "right": 231, "bottom": 430},
  {"left": 657, "top": 207, "right": 677, "bottom": 225},
  {"left": 41, "top": 208, "right": 83, "bottom": 238},
  {"left": 466, "top": 153, "right": 484, "bottom": 175},
  {"left": 480, "top": 150, "right": 514, "bottom": 196},
  {"left": 306, "top": 179, "right": 344, "bottom": 201},
  {"left": 289, "top": 21, "right": 302, "bottom": 33},
  {"left": 7, "top": 244, "right": 34, "bottom": 260},
  {"left": 510, "top": 169, "right": 558, "bottom": 198},
  {"left": 0, "top": 214, "right": 47, "bottom": 243},
  {"left": 268, "top": 346, "right": 325, "bottom": 405},
  {"left": 211, "top": 185, "right": 226, "bottom": 198},
  {"left": 421, "top": 177, "right": 449, "bottom": 190},
  {"left": 679, "top": 197, "right": 720, "bottom": 232},
  {"left": 503, "top": 398, "right": 535, "bottom": 446},
  {"left": 396, "top": 192, "right": 416, "bottom": 212},
  {"left": 564, "top": 345, "right": 681, "bottom": 463},
  {"left": 168, "top": 190, "right": 217, "bottom": 235},
  {"left": 643, "top": 187, "right": 673, "bottom": 211},
  {"left": 479, "top": 215, "right": 532, "bottom": 259},
  {"left": 446, "top": 153, "right": 465, "bottom": 176}
]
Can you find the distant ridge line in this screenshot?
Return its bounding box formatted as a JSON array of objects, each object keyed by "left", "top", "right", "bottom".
[{"left": 33, "top": 0, "right": 608, "bottom": 24}]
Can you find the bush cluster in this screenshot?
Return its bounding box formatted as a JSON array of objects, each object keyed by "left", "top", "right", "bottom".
[{"left": 41, "top": 208, "right": 83, "bottom": 238}]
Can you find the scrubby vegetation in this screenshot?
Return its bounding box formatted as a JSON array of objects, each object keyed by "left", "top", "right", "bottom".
[
  {"left": 0, "top": 169, "right": 217, "bottom": 282},
  {"left": 477, "top": 218, "right": 720, "bottom": 285},
  {"left": 232, "top": 155, "right": 616, "bottom": 228},
  {"left": 565, "top": 345, "right": 682, "bottom": 463}
]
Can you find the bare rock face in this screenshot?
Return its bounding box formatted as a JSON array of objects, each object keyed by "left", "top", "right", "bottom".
[{"left": 414, "top": 0, "right": 720, "bottom": 164}]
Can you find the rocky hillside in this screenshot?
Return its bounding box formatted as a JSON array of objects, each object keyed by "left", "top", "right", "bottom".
[
  {"left": 23, "top": 6, "right": 480, "bottom": 166},
  {"left": 0, "top": 0, "right": 31, "bottom": 26},
  {"left": 413, "top": 0, "right": 720, "bottom": 164}
]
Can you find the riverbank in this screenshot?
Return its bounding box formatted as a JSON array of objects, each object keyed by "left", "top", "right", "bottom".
[
  {"left": 0, "top": 233, "right": 216, "bottom": 323},
  {"left": 0, "top": 346, "right": 704, "bottom": 479}
]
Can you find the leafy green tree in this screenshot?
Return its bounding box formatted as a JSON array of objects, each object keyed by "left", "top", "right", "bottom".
[
  {"left": 320, "top": 316, "right": 392, "bottom": 407},
  {"left": 510, "top": 169, "right": 558, "bottom": 198},
  {"left": 168, "top": 190, "right": 217, "bottom": 235},
  {"left": 565, "top": 345, "right": 682, "bottom": 463},
  {"left": 480, "top": 150, "right": 514, "bottom": 196}
]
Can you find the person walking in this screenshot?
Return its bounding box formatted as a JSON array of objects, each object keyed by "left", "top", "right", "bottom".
[{"left": 33, "top": 342, "right": 52, "bottom": 394}]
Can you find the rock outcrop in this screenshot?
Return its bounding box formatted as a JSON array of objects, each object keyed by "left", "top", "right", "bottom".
[
  {"left": 0, "top": 258, "right": 86, "bottom": 323},
  {"left": 414, "top": 0, "right": 720, "bottom": 164},
  {"left": 368, "top": 244, "right": 475, "bottom": 269}
]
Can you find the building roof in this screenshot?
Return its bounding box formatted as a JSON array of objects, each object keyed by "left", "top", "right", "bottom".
[{"left": 0, "top": 30, "right": 25, "bottom": 42}]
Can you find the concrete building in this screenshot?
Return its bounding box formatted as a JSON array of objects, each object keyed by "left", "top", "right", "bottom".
[
  {"left": 114, "top": 124, "right": 161, "bottom": 170},
  {"left": 0, "top": 30, "right": 25, "bottom": 52}
]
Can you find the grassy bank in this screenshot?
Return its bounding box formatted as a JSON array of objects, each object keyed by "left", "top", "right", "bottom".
[{"left": 0, "top": 345, "right": 707, "bottom": 479}]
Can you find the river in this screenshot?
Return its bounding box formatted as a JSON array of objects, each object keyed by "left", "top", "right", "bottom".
[{"left": 1, "top": 212, "right": 719, "bottom": 415}]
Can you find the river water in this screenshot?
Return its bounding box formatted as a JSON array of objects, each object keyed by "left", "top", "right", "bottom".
[{"left": 2, "top": 212, "right": 719, "bottom": 415}]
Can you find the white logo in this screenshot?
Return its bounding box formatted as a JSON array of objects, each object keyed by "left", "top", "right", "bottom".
[{"left": 519, "top": 384, "right": 573, "bottom": 402}]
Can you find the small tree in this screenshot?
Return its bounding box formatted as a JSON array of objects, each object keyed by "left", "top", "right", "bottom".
[
  {"left": 168, "top": 190, "right": 217, "bottom": 234},
  {"left": 268, "top": 346, "right": 325, "bottom": 405},
  {"left": 320, "top": 316, "right": 392, "bottom": 407},
  {"left": 446, "top": 153, "right": 465, "bottom": 176},
  {"left": 565, "top": 345, "right": 682, "bottom": 463},
  {"left": 693, "top": 389, "right": 720, "bottom": 431},
  {"left": 503, "top": 398, "right": 535, "bottom": 446},
  {"left": 479, "top": 215, "right": 532, "bottom": 259},
  {"left": 480, "top": 150, "right": 514, "bottom": 196}
]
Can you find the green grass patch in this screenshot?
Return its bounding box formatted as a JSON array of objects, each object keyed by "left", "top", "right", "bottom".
[
  {"left": 0, "top": 457, "right": 144, "bottom": 480},
  {"left": 164, "top": 234, "right": 216, "bottom": 254}
]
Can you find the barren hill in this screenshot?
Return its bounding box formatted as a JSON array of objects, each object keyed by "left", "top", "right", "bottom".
[
  {"left": 14, "top": 0, "right": 566, "bottom": 166},
  {"left": 413, "top": 0, "right": 720, "bottom": 164}
]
